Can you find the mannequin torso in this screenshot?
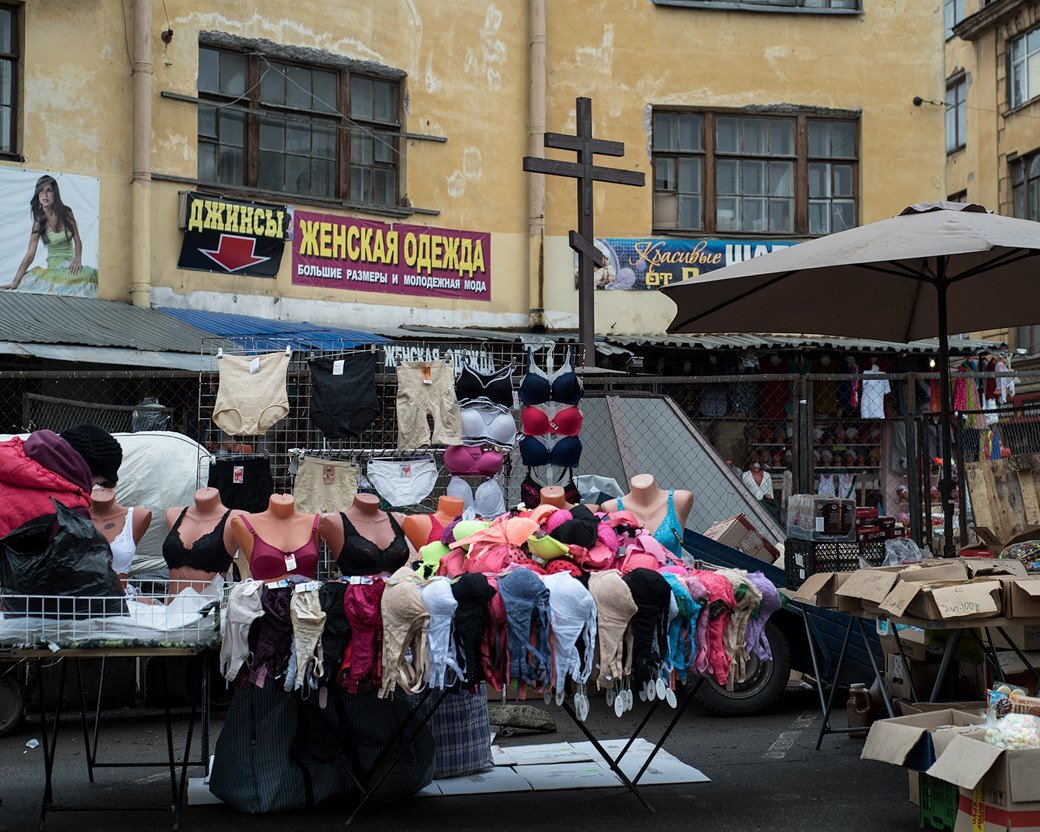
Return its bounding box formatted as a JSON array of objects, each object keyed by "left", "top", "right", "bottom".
[
  {"left": 319, "top": 493, "right": 411, "bottom": 577},
  {"left": 600, "top": 474, "right": 694, "bottom": 533},
  {"left": 90, "top": 488, "right": 151, "bottom": 579},
  {"left": 230, "top": 494, "right": 320, "bottom": 581},
  {"left": 402, "top": 495, "right": 463, "bottom": 550},
  {"left": 164, "top": 487, "right": 242, "bottom": 592}
]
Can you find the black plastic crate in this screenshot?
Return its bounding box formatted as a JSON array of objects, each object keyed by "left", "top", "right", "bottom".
[{"left": 784, "top": 537, "right": 887, "bottom": 590}]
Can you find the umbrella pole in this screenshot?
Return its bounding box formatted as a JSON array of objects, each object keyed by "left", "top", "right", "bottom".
[{"left": 936, "top": 264, "right": 956, "bottom": 557}]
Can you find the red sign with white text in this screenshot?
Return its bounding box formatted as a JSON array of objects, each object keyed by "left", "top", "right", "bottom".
[{"left": 292, "top": 211, "right": 491, "bottom": 301}]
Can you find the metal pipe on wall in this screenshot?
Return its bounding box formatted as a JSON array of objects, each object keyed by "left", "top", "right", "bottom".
[
  {"left": 130, "top": 0, "right": 153, "bottom": 308},
  {"left": 527, "top": 0, "right": 546, "bottom": 330}
]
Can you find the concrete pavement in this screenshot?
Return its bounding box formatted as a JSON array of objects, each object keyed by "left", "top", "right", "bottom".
[{"left": 0, "top": 687, "right": 915, "bottom": 832}]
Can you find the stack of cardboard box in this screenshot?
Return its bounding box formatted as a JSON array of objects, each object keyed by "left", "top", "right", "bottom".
[
  {"left": 791, "top": 558, "right": 1030, "bottom": 623},
  {"left": 863, "top": 705, "right": 1040, "bottom": 831}
]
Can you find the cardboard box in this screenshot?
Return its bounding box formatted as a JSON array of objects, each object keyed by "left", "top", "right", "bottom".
[
  {"left": 952, "top": 786, "right": 1040, "bottom": 832},
  {"left": 881, "top": 627, "right": 928, "bottom": 662},
  {"left": 927, "top": 733, "right": 1040, "bottom": 831},
  {"left": 880, "top": 580, "right": 1003, "bottom": 622},
  {"left": 993, "top": 624, "right": 1040, "bottom": 652},
  {"left": 703, "top": 514, "right": 780, "bottom": 563},
  {"left": 862, "top": 709, "right": 985, "bottom": 771},
  {"left": 898, "top": 701, "right": 986, "bottom": 717},
  {"left": 886, "top": 654, "right": 941, "bottom": 703},
  {"left": 788, "top": 571, "right": 850, "bottom": 609},
  {"left": 1001, "top": 577, "right": 1040, "bottom": 619}
]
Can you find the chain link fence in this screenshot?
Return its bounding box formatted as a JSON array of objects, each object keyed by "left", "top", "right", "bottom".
[{"left": 4, "top": 357, "right": 1040, "bottom": 558}]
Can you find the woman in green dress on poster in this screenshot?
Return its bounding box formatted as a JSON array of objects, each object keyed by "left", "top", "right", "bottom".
[{"left": 1, "top": 174, "right": 98, "bottom": 296}]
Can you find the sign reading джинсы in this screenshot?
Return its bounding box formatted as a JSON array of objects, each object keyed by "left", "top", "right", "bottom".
[
  {"left": 588, "top": 237, "right": 798, "bottom": 290},
  {"left": 291, "top": 211, "right": 491, "bottom": 301},
  {"left": 178, "top": 192, "right": 290, "bottom": 277}
]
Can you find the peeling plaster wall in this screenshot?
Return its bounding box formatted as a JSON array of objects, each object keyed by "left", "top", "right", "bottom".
[
  {"left": 542, "top": 0, "right": 947, "bottom": 335},
  {"left": 8, "top": 1, "right": 946, "bottom": 336},
  {"left": 6, "top": 0, "right": 134, "bottom": 301}
]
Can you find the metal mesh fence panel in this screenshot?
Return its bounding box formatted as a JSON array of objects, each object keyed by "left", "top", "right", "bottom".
[{"left": 5, "top": 356, "right": 1040, "bottom": 563}]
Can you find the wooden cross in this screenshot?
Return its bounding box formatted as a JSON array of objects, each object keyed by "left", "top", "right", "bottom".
[{"left": 523, "top": 97, "right": 644, "bottom": 368}]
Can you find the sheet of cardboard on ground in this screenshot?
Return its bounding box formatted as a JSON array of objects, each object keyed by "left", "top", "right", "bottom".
[{"left": 862, "top": 709, "right": 984, "bottom": 771}]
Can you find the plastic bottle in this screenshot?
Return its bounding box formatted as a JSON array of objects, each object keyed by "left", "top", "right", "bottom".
[{"left": 847, "top": 683, "right": 873, "bottom": 739}]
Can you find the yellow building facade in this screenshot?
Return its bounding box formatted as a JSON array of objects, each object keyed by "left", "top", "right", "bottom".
[
  {"left": 1, "top": 0, "right": 947, "bottom": 337},
  {"left": 949, "top": 0, "right": 1040, "bottom": 352}
]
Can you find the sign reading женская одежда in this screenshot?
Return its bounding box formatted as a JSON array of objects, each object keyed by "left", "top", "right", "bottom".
[{"left": 291, "top": 210, "right": 491, "bottom": 301}]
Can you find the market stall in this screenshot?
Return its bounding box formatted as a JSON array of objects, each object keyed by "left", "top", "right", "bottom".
[{"left": 0, "top": 337, "right": 784, "bottom": 826}]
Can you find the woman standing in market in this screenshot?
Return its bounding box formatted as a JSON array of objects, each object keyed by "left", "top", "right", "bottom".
[{"left": 1, "top": 175, "right": 98, "bottom": 296}]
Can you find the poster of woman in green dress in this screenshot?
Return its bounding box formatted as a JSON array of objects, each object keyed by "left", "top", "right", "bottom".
[{"left": 0, "top": 170, "right": 100, "bottom": 297}]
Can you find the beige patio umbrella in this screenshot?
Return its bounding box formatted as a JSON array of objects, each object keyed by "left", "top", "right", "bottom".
[{"left": 661, "top": 202, "right": 1040, "bottom": 555}]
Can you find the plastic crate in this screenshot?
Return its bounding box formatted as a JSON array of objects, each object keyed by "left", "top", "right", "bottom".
[
  {"left": 918, "top": 773, "right": 958, "bottom": 831},
  {"left": 784, "top": 537, "right": 887, "bottom": 590}
]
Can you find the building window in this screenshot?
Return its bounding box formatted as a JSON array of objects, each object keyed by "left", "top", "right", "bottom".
[
  {"left": 945, "top": 0, "right": 964, "bottom": 39},
  {"left": 948, "top": 189, "right": 968, "bottom": 203},
  {"left": 946, "top": 76, "right": 967, "bottom": 153},
  {"left": 652, "top": 109, "right": 857, "bottom": 236},
  {"left": 196, "top": 46, "right": 401, "bottom": 205},
  {"left": 653, "top": 112, "right": 704, "bottom": 230},
  {"left": 1011, "top": 152, "right": 1040, "bottom": 220},
  {"left": 1009, "top": 29, "right": 1040, "bottom": 109},
  {"left": 0, "top": 5, "right": 17, "bottom": 155}
]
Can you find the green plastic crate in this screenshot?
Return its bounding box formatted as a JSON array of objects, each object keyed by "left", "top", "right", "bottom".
[{"left": 919, "top": 773, "right": 959, "bottom": 831}]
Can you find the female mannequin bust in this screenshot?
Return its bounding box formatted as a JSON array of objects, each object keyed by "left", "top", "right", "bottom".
[
  {"left": 230, "top": 494, "right": 320, "bottom": 581},
  {"left": 164, "top": 487, "right": 242, "bottom": 593},
  {"left": 319, "top": 492, "right": 411, "bottom": 577},
  {"left": 402, "top": 495, "right": 463, "bottom": 550},
  {"left": 600, "top": 474, "right": 694, "bottom": 536},
  {"left": 91, "top": 487, "right": 151, "bottom": 581}
]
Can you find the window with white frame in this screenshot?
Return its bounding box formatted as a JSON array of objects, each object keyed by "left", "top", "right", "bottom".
[{"left": 1009, "top": 29, "right": 1040, "bottom": 109}]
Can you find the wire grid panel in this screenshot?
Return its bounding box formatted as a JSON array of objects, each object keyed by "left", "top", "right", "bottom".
[
  {"left": 0, "top": 578, "right": 227, "bottom": 653},
  {"left": 199, "top": 336, "right": 587, "bottom": 515}
]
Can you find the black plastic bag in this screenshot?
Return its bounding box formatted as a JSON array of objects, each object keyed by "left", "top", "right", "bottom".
[{"left": 0, "top": 500, "right": 126, "bottom": 618}]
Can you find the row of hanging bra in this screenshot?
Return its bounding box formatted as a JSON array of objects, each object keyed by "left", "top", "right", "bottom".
[{"left": 221, "top": 560, "right": 781, "bottom": 721}]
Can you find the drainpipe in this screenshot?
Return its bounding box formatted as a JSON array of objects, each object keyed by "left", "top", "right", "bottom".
[
  {"left": 527, "top": 0, "right": 546, "bottom": 330},
  {"left": 130, "top": 0, "right": 153, "bottom": 308}
]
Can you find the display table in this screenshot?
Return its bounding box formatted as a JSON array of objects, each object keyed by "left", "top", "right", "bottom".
[
  {"left": 801, "top": 607, "right": 1040, "bottom": 750},
  {"left": 4, "top": 646, "right": 212, "bottom": 832}
]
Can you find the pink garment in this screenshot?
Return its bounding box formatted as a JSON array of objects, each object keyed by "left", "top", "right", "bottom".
[
  {"left": 481, "top": 576, "right": 509, "bottom": 691},
  {"left": 338, "top": 580, "right": 386, "bottom": 693},
  {"left": 690, "top": 571, "right": 735, "bottom": 686},
  {"left": 459, "top": 517, "right": 540, "bottom": 575},
  {"left": 953, "top": 375, "right": 967, "bottom": 411},
  {"left": 683, "top": 574, "right": 711, "bottom": 676},
  {"left": 619, "top": 533, "right": 670, "bottom": 574}
]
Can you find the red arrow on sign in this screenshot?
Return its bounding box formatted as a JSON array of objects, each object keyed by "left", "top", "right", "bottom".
[{"left": 199, "top": 234, "right": 272, "bottom": 272}]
